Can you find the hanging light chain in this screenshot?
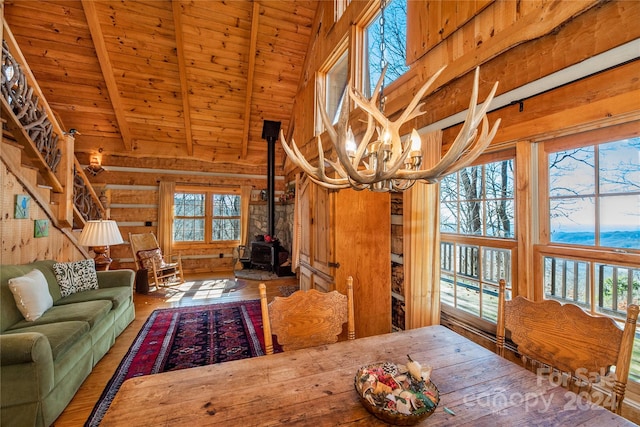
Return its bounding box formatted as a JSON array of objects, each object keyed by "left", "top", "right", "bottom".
[{"left": 378, "top": 0, "right": 387, "bottom": 112}]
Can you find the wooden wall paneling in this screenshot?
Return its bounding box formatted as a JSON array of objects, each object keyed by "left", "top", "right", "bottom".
[
  {"left": 109, "top": 189, "right": 158, "bottom": 206},
  {"left": 493, "top": 61, "right": 640, "bottom": 146},
  {"left": 1, "top": 161, "right": 84, "bottom": 265}
]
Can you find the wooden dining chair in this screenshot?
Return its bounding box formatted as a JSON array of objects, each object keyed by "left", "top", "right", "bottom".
[
  {"left": 129, "top": 232, "right": 184, "bottom": 289},
  {"left": 259, "top": 276, "right": 355, "bottom": 355},
  {"left": 496, "top": 279, "right": 639, "bottom": 414}
]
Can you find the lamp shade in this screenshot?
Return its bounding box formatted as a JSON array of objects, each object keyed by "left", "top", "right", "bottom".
[{"left": 78, "top": 220, "right": 124, "bottom": 247}]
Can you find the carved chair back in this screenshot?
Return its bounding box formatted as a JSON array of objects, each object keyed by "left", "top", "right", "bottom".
[
  {"left": 496, "top": 279, "right": 638, "bottom": 413},
  {"left": 259, "top": 276, "right": 355, "bottom": 354}
]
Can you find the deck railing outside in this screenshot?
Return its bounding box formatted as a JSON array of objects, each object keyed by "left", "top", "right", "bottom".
[{"left": 441, "top": 244, "right": 640, "bottom": 381}]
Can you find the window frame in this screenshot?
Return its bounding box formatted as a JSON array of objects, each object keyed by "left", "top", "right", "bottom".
[
  {"left": 173, "top": 186, "right": 242, "bottom": 248},
  {"left": 535, "top": 123, "right": 640, "bottom": 306}
]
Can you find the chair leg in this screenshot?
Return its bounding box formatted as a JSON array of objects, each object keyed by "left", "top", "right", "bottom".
[
  {"left": 151, "top": 259, "right": 161, "bottom": 289},
  {"left": 177, "top": 254, "right": 185, "bottom": 284}
]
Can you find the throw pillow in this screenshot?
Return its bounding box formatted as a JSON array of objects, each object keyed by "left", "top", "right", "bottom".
[
  {"left": 137, "top": 248, "right": 164, "bottom": 271},
  {"left": 8, "top": 269, "right": 54, "bottom": 321},
  {"left": 53, "top": 259, "right": 99, "bottom": 297}
]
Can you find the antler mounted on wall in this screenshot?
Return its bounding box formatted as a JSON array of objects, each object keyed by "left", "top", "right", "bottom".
[{"left": 280, "top": 66, "right": 501, "bottom": 192}]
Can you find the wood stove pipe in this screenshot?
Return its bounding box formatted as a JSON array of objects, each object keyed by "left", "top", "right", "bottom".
[{"left": 262, "top": 120, "right": 281, "bottom": 238}]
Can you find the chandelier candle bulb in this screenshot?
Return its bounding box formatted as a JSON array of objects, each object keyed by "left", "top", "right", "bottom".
[{"left": 346, "top": 127, "right": 357, "bottom": 158}]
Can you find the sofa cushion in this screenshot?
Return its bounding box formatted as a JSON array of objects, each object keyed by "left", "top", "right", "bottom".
[
  {"left": 3, "top": 321, "right": 90, "bottom": 360},
  {"left": 55, "top": 287, "right": 131, "bottom": 310},
  {"left": 53, "top": 260, "right": 99, "bottom": 297},
  {"left": 8, "top": 269, "right": 54, "bottom": 321},
  {"left": 8, "top": 300, "right": 112, "bottom": 331}
]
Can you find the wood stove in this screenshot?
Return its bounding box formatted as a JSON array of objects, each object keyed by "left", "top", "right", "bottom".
[{"left": 249, "top": 239, "right": 290, "bottom": 275}]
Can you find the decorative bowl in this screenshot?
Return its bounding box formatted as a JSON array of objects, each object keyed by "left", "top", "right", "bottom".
[{"left": 354, "top": 361, "right": 439, "bottom": 426}]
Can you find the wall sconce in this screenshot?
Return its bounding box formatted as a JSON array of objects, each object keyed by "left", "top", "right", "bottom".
[{"left": 85, "top": 156, "right": 105, "bottom": 176}]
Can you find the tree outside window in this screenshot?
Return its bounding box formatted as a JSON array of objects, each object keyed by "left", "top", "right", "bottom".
[
  {"left": 174, "top": 193, "right": 205, "bottom": 241},
  {"left": 363, "top": 0, "right": 409, "bottom": 98},
  {"left": 544, "top": 137, "right": 640, "bottom": 317},
  {"left": 212, "top": 194, "right": 240, "bottom": 241},
  {"left": 548, "top": 138, "right": 640, "bottom": 249},
  {"left": 439, "top": 158, "right": 516, "bottom": 324}
]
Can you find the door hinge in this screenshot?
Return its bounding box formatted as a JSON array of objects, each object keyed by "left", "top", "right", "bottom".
[{"left": 328, "top": 261, "right": 340, "bottom": 268}]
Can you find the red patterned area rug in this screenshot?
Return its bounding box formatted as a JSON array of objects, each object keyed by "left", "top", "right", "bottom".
[{"left": 85, "top": 300, "right": 279, "bottom": 426}]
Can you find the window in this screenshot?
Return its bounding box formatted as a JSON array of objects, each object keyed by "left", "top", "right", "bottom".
[
  {"left": 174, "top": 190, "right": 240, "bottom": 244},
  {"left": 548, "top": 138, "right": 639, "bottom": 249},
  {"left": 325, "top": 50, "right": 349, "bottom": 125},
  {"left": 212, "top": 194, "right": 240, "bottom": 241},
  {"left": 362, "top": 0, "right": 409, "bottom": 98},
  {"left": 174, "top": 193, "right": 205, "bottom": 241},
  {"left": 439, "top": 155, "right": 516, "bottom": 324},
  {"left": 541, "top": 135, "right": 640, "bottom": 316},
  {"left": 441, "top": 160, "right": 515, "bottom": 238}
]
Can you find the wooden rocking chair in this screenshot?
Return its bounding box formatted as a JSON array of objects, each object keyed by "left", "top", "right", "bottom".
[
  {"left": 129, "top": 232, "right": 184, "bottom": 289},
  {"left": 259, "top": 276, "right": 355, "bottom": 355},
  {"left": 497, "top": 279, "right": 639, "bottom": 414}
]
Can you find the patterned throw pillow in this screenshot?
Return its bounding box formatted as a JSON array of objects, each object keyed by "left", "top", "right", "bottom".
[
  {"left": 53, "top": 259, "right": 99, "bottom": 297},
  {"left": 137, "top": 248, "right": 164, "bottom": 271}
]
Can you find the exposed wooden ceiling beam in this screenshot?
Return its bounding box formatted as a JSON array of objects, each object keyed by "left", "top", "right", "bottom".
[
  {"left": 81, "top": 0, "right": 132, "bottom": 151},
  {"left": 241, "top": 1, "right": 260, "bottom": 159},
  {"left": 171, "top": 0, "right": 194, "bottom": 156}
]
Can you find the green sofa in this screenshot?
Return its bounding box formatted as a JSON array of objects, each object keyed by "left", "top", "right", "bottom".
[{"left": 0, "top": 260, "right": 135, "bottom": 427}]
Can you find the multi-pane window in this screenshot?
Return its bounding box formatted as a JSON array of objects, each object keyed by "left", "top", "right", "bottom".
[
  {"left": 440, "top": 157, "right": 516, "bottom": 324},
  {"left": 542, "top": 137, "right": 640, "bottom": 315},
  {"left": 548, "top": 138, "right": 639, "bottom": 249},
  {"left": 174, "top": 191, "right": 240, "bottom": 243},
  {"left": 441, "top": 159, "right": 515, "bottom": 238},
  {"left": 362, "top": 0, "right": 409, "bottom": 98},
  {"left": 211, "top": 194, "right": 240, "bottom": 241},
  {"left": 174, "top": 193, "right": 205, "bottom": 241}
]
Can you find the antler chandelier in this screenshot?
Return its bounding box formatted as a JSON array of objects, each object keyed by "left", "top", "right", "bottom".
[{"left": 280, "top": 65, "right": 500, "bottom": 192}]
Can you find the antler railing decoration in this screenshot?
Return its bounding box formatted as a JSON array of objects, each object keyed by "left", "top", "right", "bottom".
[{"left": 280, "top": 66, "right": 501, "bottom": 192}]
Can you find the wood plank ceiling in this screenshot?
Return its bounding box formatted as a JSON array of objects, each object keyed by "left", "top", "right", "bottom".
[{"left": 3, "top": 0, "right": 317, "bottom": 168}]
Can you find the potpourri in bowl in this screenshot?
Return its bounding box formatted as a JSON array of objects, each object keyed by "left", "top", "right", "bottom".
[{"left": 354, "top": 356, "right": 439, "bottom": 426}]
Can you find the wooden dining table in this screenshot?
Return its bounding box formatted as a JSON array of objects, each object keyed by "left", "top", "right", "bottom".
[{"left": 100, "top": 325, "right": 635, "bottom": 426}]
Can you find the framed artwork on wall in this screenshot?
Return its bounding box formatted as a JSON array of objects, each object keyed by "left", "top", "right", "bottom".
[
  {"left": 15, "top": 194, "right": 30, "bottom": 219},
  {"left": 34, "top": 219, "right": 49, "bottom": 238}
]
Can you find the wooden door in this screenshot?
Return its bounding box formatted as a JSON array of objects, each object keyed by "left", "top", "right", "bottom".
[
  {"left": 298, "top": 176, "right": 311, "bottom": 267},
  {"left": 333, "top": 189, "right": 392, "bottom": 338},
  {"left": 312, "top": 183, "right": 332, "bottom": 279}
]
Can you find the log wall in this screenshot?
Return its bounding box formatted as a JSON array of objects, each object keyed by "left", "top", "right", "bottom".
[{"left": 83, "top": 155, "right": 288, "bottom": 273}]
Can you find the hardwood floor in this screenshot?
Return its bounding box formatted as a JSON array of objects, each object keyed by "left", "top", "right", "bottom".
[{"left": 52, "top": 271, "right": 298, "bottom": 427}]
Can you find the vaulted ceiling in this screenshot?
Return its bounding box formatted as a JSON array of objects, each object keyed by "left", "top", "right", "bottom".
[{"left": 3, "top": 0, "right": 317, "bottom": 168}]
